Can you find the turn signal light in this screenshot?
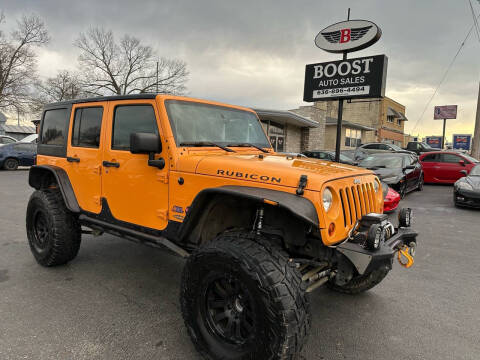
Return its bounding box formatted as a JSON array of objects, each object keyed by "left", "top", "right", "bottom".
[{"left": 328, "top": 222, "right": 335, "bottom": 236}]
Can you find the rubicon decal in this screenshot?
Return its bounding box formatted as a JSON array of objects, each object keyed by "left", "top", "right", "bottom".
[
  {"left": 217, "top": 169, "right": 281, "bottom": 183},
  {"left": 315, "top": 20, "right": 381, "bottom": 53}
]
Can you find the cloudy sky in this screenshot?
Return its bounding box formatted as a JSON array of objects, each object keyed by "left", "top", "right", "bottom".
[{"left": 2, "top": 0, "right": 480, "bottom": 139}]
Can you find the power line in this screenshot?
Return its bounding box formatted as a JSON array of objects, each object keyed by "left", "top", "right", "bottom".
[{"left": 410, "top": 12, "right": 480, "bottom": 133}]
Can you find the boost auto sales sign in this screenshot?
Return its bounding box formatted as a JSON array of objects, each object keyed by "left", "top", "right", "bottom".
[{"left": 303, "top": 55, "right": 388, "bottom": 102}]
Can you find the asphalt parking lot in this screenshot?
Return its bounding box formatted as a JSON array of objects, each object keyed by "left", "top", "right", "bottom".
[{"left": 0, "top": 170, "right": 479, "bottom": 360}]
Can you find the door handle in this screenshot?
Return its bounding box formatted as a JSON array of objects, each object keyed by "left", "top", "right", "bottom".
[
  {"left": 67, "top": 157, "right": 80, "bottom": 163},
  {"left": 103, "top": 161, "right": 120, "bottom": 168}
]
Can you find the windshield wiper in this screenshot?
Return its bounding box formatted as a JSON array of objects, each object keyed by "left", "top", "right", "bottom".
[
  {"left": 367, "top": 165, "right": 387, "bottom": 170},
  {"left": 227, "top": 143, "right": 269, "bottom": 153},
  {"left": 179, "top": 141, "right": 235, "bottom": 152}
]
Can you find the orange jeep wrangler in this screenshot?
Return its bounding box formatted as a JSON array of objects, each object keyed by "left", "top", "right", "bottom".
[{"left": 26, "top": 94, "right": 417, "bottom": 360}]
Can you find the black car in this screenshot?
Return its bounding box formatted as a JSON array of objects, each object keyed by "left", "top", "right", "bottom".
[
  {"left": 0, "top": 142, "right": 37, "bottom": 170},
  {"left": 302, "top": 150, "right": 355, "bottom": 165},
  {"left": 454, "top": 164, "right": 480, "bottom": 208},
  {"left": 358, "top": 152, "right": 423, "bottom": 198}
]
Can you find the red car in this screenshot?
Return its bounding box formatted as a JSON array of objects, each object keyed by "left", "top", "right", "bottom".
[
  {"left": 384, "top": 186, "right": 401, "bottom": 213},
  {"left": 419, "top": 151, "right": 479, "bottom": 184}
]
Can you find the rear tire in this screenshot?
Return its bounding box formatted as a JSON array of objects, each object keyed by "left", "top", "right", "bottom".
[
  {"left": 327, "top": 267, "right": 390, "bottom": 295},
  {"left": 180, "top": 231, "right": 310, "bottom": 360},
  {"left": 416, "top": 174, "right": 424, "bottom": 191},
  {"left": 3, "top": 158, "right": 19, "bottom": 170},
  {"left": 26, "top": 189, "right": 81, "bottom": 266}
]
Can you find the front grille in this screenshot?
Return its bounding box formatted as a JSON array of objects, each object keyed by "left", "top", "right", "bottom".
[{"left": 339, "top": 182, "right": 376, "bottom": 226}]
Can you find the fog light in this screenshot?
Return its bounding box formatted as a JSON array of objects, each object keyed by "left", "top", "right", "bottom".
[
  {"left": 398, "top": 208, "right": 412, "bottom": 227},
  {"left": 367, "top": 224, "right": 385, "bottom": 251},
  {"left": 328, "top": 222, "right": 335, "bottom": 236}
]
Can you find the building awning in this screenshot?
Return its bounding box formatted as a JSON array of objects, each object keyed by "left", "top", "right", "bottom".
[
  {"left": 1, "top": 124, "right": 36, "bottom": 134},
  {"left": 387, "top": 107, "right": 408, "bottom": 121},
  {"left": 397, "top": 112, "right": 408, "bottom": 121},
  {"left": 325, "top": 117, "right": 375, "bottom": 131},
  {"left": 253, "top": 108, "right": 319, "bottom": 128}
]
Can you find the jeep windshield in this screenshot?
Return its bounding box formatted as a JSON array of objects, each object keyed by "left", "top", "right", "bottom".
[{"left": 165, "top": 100, "right": 271, "bottom": 150}]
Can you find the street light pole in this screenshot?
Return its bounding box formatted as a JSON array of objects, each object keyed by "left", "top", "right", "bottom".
[{"left": 472, "top": 81, "right": 480, "bottom": 158}]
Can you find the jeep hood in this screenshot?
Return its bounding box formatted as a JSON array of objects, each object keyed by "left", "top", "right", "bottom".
[{"left": 181, "top": 153, "right": 374, "bottom": 191}]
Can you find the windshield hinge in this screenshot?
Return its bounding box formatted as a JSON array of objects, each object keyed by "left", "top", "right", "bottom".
[
  {"left": 296, "top": 175, "right": 308, "bottom": 196},
  {"left": 157, "top": 173, "right": 169, "bottom": 184}
]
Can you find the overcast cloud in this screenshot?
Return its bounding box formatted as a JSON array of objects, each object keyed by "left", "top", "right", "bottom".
[{"left": 2, "top": 0, "right": 480, "bottom": 138}]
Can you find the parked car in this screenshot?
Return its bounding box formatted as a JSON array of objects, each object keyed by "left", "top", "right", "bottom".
[
  {"left": 404, "top": 141, "right": 436, "bottom": 155},
  {"left": 0, "top": 142, "right": 37, "bottom": 170},
  {"left": 419, "top": 151, "right": 479, "bottom": 184},
  {"left": 453, "top": 164, "right": 480, "bottom": 208},
  {"left": 382, "top": 183, "right": 401, "bottom": 213},
  {"left": 354, "top": 142, "right": 408, "bottom": 160},
  {"left": 20, "top": 134, "right": 38, "bottom": 143},
  {"left": 358, "top": 152, "right": 423, "bottom": 198},
  {"left": 302, "top": 150, "right": 355, "bottom": 165},
  {"left": 0, "top": 135, "right": 17, "bottom": 145}
]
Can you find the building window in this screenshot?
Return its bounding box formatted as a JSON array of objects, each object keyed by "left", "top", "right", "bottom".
[
  {"left": 397, "top": 119, "right": 402, "bottom": 126},
  {"left": 345, "top": 128, "right": 361, "bottom": 147},
  {"left": 387, "top": 115, "right": 395, "bottom": 123}
]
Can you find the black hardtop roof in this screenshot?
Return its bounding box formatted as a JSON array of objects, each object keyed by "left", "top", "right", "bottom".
[{"left": 45, "top": 94, "right": 157, "bottom": 108}]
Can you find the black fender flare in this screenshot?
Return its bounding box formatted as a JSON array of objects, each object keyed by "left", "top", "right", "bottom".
[
  {"left": 178, "top": 185, "right": 319, "bottom": 241},
  {"left": 28, "top": 165, "right": 80, "bottom": 213}
]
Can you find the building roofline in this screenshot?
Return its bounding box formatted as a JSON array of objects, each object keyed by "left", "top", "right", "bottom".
[{"left": 253, "top": 108, "right": 319, "bottom": 128}]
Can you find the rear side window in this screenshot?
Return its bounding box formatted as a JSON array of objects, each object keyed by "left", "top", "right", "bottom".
[
  {"left": 363, "top": 144, "right": 378, "bottom": 149},
  {"left": 441, "top": 154, "right": 461, "bottom": 163},
  {"left": 72, "top": 107, "right": 103, "bottom": 148},
  {"left": 40, "top": 108, "right": 69, "bottom": 146},
  {"left": 112, "top": 105, "right": 158, "bottom": 150}
]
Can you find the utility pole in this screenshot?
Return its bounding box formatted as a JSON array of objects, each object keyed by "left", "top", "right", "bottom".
[
  {"left": 156, "top": 61, "right": 159, "bottom": 93},
  {"left": 334, "top": 8, "right": 350, "bottom": 162},
  {"left": 472, "top": 81, "right": 480, "bottom": 158},
  {"left": 441, "top": 118, "right": 447, "bottom": 149}
]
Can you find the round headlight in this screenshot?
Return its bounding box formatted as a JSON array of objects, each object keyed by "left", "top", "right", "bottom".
[
  {"left": 373, "top": 179, "right": 380, "bottom": 193},
  {"left": 322, "top": 188, "right": 333, "bottom": 212}
]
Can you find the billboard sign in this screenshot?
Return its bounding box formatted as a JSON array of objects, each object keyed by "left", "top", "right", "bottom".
[
  {"left": 452, "top": 134, "right": 472, "bottom": 150},
  {"left": 303, "top": 55, "right": 388, "bottom": 102},
  {"left": 314, "top": 20, "right": 382, "bottom": 53},
  {"left": 434, "top": 105, "right": 457, "bottom": 120},
  {"left": 425, "top": 136, "right": 443, "bottom": 149}
]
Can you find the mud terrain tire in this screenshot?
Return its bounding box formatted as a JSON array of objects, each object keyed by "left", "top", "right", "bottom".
[
  {"left": 26, "top": 189, "right": 81, "bottom": 266},
  {"left": 327, "top": 266, "right": 390, "bottom": 295},
  {"left": 180, "top": 231, "right": 310, "bottom": 360}
]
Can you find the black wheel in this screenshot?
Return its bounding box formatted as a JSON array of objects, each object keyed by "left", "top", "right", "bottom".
[
  {"left": 181, "top": 232, "right": 310, "bottom": 360},
  {"left": 3, "top": 158, "right": 19, "bottom": 170},
  {"left": 26, "top": 189, "right": 81, "bottom": 266},
  {"left": 399, "top": 180, "right": 407, "bottom": 199},
  {"left": 416, "top": 174, "right": 424, "bottom": 191},
  {"left": 327, "top": 266, "right": 390, "bottom": 295}
]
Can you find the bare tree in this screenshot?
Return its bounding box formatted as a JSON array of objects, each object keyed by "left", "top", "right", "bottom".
[
  {"left": 36, "top": 70, "right": 85, "bottom": 102},
  {"left": 74, "top": 28, "right": 188, "bottom": 96},
  {"left": 0, "top": 12, "right": 49, "bottom": 112}
]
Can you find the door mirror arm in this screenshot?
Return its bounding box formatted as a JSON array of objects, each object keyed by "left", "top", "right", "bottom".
[{"left": 148, "top": 153, "right": 165, "bottom": 169}]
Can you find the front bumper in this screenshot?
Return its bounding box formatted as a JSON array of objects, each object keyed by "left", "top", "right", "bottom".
[
  {"left": 337, "top": 227, "right": 418, "bottom": 275},
  {"left": 454, "top": 190, "right": 480, "bottom": 208}
]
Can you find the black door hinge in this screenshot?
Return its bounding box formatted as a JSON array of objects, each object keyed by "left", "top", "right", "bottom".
[{"left": 296, "top": 174, "right": 308, "bottom": 195}]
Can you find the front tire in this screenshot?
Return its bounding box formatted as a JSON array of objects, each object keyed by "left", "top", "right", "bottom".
[
  {"left": 416, "top": 174, "right": 424, "bottom": 191},
  {"left": 180, "top": 232, "right": 310, "bottom": 360},
  {"left": 26, "top": 189, "right": 81, "bottom": 266},
  {"left": 327, "top": 267, "right": 390, "bottom": 295}
]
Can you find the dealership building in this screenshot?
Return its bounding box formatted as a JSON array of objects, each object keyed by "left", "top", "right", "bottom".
[{"left": 254, "top": 96, "right": 408, "bottom": 153}]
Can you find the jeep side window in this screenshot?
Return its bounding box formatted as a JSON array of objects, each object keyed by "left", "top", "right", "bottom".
[
  {"left": 72, "top": 107, "right": 103, "bottom": 148},
  {"left": 112, "top": 105, "right": 158, "bottom": 150},
  {"left": 40, "top": 108, "right": 69, "bottom": 146}
]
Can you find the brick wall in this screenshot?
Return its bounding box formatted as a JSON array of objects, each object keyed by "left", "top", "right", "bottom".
[
  {"left": 285, "top": 124, "right": 302, "bottom": 153},
  {"left": 290, "top": 105, "right": 326, "bottom": 151}
]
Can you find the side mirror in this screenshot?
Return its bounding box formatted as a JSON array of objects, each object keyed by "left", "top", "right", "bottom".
[
  {"left": 130, "top": 132, "right": 162, "bottom": 154},
  {"left": 404, "top": 165, "right": 415, "bottom": 170},
  {"left": 130, "top": 132, "right": 165, "bottom": 169},
  {"left": 460, "top": 169, "right": 468, "bottom": 176},
  {"left": 459, "top": 160, "right": 465, "bottom": 166}
]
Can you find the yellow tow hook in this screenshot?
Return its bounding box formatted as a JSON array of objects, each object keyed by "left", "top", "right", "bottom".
[{"left": 397, "top": 243, "right": 415, "bottom": 268}]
